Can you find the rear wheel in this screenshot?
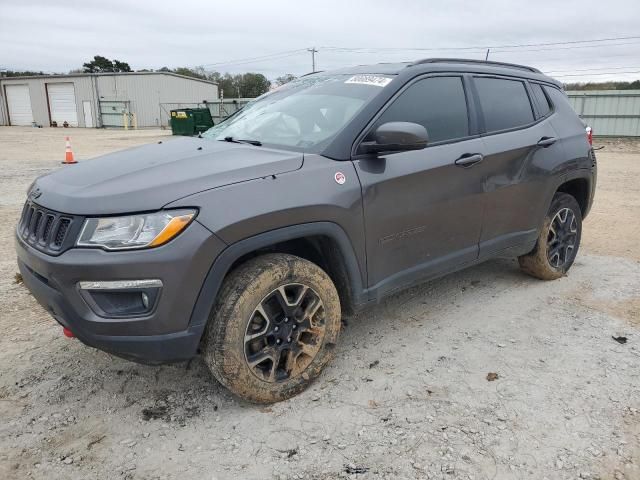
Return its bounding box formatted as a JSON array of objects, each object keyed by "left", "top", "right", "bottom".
[
  {"left": 202, "top": 253, "right": 341, "bottom": 403},
  {"left": 519, "top": 192, "right": 582, "bottom": 280}
]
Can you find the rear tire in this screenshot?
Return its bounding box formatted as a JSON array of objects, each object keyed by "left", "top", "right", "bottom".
[
  {"left": 519, "top": 192, "right": 582, "bottom": 280},
  {"left": 202, "top": 253, "right": 341, "bottom": 403}
]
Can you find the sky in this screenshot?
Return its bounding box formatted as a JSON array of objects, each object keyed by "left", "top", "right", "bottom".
[{"left": 1, "top": 0, "right": 640, "bottom": 83}]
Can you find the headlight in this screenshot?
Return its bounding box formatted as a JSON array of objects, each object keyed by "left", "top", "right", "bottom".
[{"left": 77, "top": 209, "right": 196, "bottom": 250}]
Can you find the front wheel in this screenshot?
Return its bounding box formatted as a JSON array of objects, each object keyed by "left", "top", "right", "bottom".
[
  {"left": 202, "top": 253, "right": 341, "bottom": 403},
  {"left": 519, "top": 192, "right": 582, "bottom": 280}
]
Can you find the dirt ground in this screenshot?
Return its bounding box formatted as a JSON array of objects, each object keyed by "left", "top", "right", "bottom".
[{"left": 0, "top": 127, "right": 638, "bottom": 480}]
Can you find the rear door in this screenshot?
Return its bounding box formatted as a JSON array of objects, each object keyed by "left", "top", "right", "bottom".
[
  {"left": 353, "top": 75, "right": 486, "bottom": 296},
  {"left": 472, "top": 76, "right": 563, "bottom": 257}
]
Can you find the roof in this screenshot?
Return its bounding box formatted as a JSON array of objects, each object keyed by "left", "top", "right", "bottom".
[
  {"left": 323, "top": 58, "right": 560, "bottom": 87},
  {"left": 0, "top": 71, "right": 218, "bottom": 86}
]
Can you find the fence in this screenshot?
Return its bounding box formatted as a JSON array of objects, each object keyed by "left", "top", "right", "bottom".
[
  {"left": 159, "top": 98, "right": 252, "bottom": 128},
  {"left": 566, "top": 90, "right": 640, "bottom": 137},
  {"left": 207, "top": 98, "right": 252, "bottom": 124}
]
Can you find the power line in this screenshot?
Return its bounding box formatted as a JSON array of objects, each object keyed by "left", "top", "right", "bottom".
[
  {"left": 553, "top": 70, "right": 640, "bottom": 78},
  {"left": 320, "top": 35, "right": 640, "bottom": 53},
  {"left": 489, "top": 41, "right": 640, "bottom": 54},
  {"left": 198, "top": 49, "right": 307, "bottom": 68},
  {"left": 545, "top": 65, "right": 640, "bottom": 74},
  {"left": 175, "top": 34, "right": 640, "bottom": 72}
]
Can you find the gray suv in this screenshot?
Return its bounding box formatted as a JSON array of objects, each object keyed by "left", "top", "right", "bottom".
[{"left": 15, "top": 59, "right": 597, "bottom": 403}]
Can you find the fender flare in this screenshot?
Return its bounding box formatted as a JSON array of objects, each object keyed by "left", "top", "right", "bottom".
[
  {"left": 188, "top": 222, "right": 366, "bottom": 330},
  {"left": 547, "top": 168, "right": 594, "bottom": 218}
]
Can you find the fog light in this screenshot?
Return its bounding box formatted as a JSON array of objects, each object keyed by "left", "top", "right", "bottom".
[{"left": 141, "top": 292, "right": 150, "bottom": 309}]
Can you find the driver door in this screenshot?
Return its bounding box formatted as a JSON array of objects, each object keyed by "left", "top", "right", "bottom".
[{"left": 353, "top": 75, "right": 487, "bottom": 296}]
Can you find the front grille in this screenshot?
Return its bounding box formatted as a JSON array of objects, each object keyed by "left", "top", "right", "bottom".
[{"left": 18, "top": 201, "right": 80, "bottom": 255}]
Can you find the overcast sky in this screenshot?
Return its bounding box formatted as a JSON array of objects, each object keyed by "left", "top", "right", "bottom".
[{"left": 1, "top": 0, "right": 639, "bottom": 83}]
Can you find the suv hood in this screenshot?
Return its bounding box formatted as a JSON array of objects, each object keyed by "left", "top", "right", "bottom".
[{"left": 32, "top": 137, "right": 303, "bottom": 215}]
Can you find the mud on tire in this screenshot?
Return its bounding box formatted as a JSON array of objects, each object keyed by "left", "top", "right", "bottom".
[
  {"left": 518, "top": 192, "right": 582, "bottom": 280},
  {"left": 202, "top": 253, "right": 341, "bottom": 403}
]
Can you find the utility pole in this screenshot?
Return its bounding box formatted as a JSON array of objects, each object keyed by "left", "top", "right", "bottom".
[
  {"left": 485, "top": 48, "right": 490, "bottom": 61},
  {"left": 308, "top": 47, "right": 318, "bottom": 73}
]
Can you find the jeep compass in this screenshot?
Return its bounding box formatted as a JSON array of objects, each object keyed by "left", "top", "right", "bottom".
[{"left": 15, "top": 59, "right": 596, "bottom": 403}]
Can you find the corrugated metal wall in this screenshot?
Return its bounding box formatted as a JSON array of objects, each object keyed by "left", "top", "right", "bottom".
[
  {"left": 0, "top": 73, "right": 218, "bottom": 128},
  {"left": 567, "top": 90, "right": 640, "bottom": 137},
  {"left": 96, "top": 74, "right": 218, "bottom": 127}
]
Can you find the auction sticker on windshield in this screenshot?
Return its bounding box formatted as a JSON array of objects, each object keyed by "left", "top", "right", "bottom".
[{"left": 345, "top": 75, "right": 392, "bottom": 87}]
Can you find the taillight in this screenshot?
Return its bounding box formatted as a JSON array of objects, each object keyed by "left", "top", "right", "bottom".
[{"left": 586, "top": 126, "right": 593, "bottom": 146}]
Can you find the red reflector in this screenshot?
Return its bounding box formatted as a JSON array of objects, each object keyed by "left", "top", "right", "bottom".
[{"left": 63, "top": 327, "right": 75, "bottom": 338}]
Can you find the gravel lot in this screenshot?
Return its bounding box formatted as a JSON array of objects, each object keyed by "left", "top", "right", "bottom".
[{"left": 0, "top": 127, "right": 638, "bottom": 480}]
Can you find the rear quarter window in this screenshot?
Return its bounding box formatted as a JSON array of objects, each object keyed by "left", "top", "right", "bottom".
[
  {"left": 531, "top": 83, "right": 552, "bottom": 117},
  {"left": 475, "top": 77, "right": 534, "bottom": 132}
]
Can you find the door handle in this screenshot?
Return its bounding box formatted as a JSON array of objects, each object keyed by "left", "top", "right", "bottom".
[
  {"left": 537, "top": 136, "right": 557, "bottom": 147},
  {"left": 455, "top": 153, "right": 484, "bottom": 168}
]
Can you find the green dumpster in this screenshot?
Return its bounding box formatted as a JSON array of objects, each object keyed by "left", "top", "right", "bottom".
[{"left": 170, "top": 108, "right": 214, "bottom": 136}]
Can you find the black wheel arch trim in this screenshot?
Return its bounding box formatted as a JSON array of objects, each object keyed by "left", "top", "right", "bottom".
[
  {"left": 556, "top": 168, "right": 595, "bottom": 218},
  {"left": 187, "top": 222, "right": 367, "bottom": 331}
]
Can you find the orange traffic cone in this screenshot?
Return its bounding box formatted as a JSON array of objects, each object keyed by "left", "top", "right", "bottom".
[{"left": 62, "top": 136, "right": 77, "bottom": 164}]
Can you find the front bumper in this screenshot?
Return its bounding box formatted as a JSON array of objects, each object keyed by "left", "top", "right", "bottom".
[{"left": 15, "top": 220, "right": 226, "bottom": 363}]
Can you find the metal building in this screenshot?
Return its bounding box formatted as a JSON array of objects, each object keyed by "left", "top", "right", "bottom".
[
  {"left": 567, "top": 90, "right": 640, "bottom": 137},
  {"left": 0, "top": 72, "right": 218, "bottom": 128}
]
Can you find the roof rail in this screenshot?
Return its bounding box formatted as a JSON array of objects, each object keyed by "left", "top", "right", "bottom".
[{"left": 409, "top": 58, "right": 541, "bottom": 74}]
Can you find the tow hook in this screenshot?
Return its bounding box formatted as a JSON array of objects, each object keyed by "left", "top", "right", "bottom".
[{"left": 62, "top": 327, "right": 75, "bottom": 338}]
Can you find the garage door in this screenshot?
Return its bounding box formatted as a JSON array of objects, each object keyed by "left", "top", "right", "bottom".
[
  {"left": 47, "top": 83, "right": 78, "bottom": 127},
  {"left": 5, "top": 85, "right": 34, "bottom": 126}
]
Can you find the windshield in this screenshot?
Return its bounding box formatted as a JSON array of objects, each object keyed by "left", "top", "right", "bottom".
[{"left": 202, "top": 73, "right": 394, "bottom": 152}]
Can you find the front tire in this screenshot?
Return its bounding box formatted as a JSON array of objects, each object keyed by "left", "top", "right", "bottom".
[
  {"left": 202, "top": 253, "right": 341, "bottom": 403},
  {"left": 519, "top": 192, "right": 582, "bottom": 280}
]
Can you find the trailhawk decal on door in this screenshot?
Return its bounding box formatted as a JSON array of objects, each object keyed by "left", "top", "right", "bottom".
[{"left": 379, "top": 226, "right": 427, "bottom": 246}]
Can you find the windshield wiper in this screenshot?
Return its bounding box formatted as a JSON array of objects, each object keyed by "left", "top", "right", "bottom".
[{"left": 222, "top": 136, "right": 262, "bottom": 146}]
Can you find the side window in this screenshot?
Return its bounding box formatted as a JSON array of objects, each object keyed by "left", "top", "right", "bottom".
[
  {"left": 371, "top": 76, "right": 469, "bottom": 143},
  {"left": 475, "top": 77, "right": 534, "bottom": 132},
  {"left": 531, "top": 83, "right": 552, "bottom": 117}
]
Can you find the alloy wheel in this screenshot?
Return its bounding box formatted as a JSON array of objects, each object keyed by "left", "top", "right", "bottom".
[
  {"left": 547, "top": 207, "right": 578, "bottom": 268},
  {"left": 244, "top": 283, "right": 326, "bottom": 382}
]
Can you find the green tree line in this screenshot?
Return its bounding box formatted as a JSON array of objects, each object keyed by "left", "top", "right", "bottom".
[{"left": 564, "top": 80, "right": 640, "bottom": 91}]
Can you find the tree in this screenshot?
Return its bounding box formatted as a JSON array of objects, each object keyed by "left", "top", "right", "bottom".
[
  {"left": 82, "top": 55, "right": 132, "bottom": 73},
  {"left": 564, "top": 79, "right": 640, "bottom": 91},
  {"left": 1, "top": 70, "right": 49, "bottom": 77},
  {"left": 112, "top": 60, "right": 132, "bottom": 72},
  {"left": 236, "top": 73, "right": 271, "bottom": 98},
  {"left": 172, "top": 66, "right": 208, "bottom": 80},
  {"left": 275, "top": 74, "right": 296, "bottom": 86}
]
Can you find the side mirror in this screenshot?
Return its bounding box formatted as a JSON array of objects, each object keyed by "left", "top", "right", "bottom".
[{"left": 361, "top": 122, "right": 428, "bottom": 154}]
